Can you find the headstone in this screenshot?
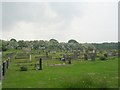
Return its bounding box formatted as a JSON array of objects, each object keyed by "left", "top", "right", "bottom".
[
  {"left": 68, "top": 60, "right": 71, "bottom": 64},
  {"left": 91, "top": 50, "right": 96, "bottom": 61},
  {"left": 46, "top": 52, "right": 48, "bottom": 58},
  {"left": 91, "top": 53, "right": 95, "bottom": 61},
  {"left": 63, "top": 54, "right": 67, "bottom": 61},
  {"left": 108, "top": 52, "right": 112, "bottom": 56},
  {"left": 4, "top": 61, "right": 7, "bottom": 70},
  {"left": 83, "top": 49, "right": 85, "bottom": 53},
  {"left": 73, "top": 51, "right": 78, "bottom": 59},
  {"left": 6, "top": 60, "right": 9, "bottom": 69},
  {"left": 38, "top": 58, "right": 42, "bottom": 70},
  {"left": 84, "top": 54, "right": 88, "bottom": 60},
  {"left": 30, "top": 54, "right": 31, "bottom": 61},
  {"left": 61, "top": 58, "right": 65, "bottom": 61},
  {"left": 2, "top": 61, "right": 6, "bottom": 76}
]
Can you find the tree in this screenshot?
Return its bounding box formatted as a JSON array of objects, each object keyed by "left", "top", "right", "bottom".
[
  {"left": 8, "top": 40, "right": 18, "bottom": 50},
  {"left": 49, "top": 39, "right": 59, "bottom": 44},
  {"left": 48, "top": 39, "right": 59, "bottom": 51},
  {"left": 68, "top": 39, "right": 78, "bottom": 44},
  {"left": 82, "top": 43, "right": 96, "bottom": 61},
  {"left": 18, "top": 40, "right": 28, "bottom": 49},
  {"left": 2, "top": 40, "right": 9, "bottom": 51},
  {"left": 10, "top": 38, "right": 17, "bottom": 42}
]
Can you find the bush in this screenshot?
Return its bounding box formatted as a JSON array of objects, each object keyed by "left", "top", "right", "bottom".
[
  {"left": 20, "top": 66, "right": 28, "bottom": 71},
  {"left": 99, "top": 56, "right": 106, "bottom": 60},
  {"left": 104, "top": 53, "right": 108, "bottom": 58}
]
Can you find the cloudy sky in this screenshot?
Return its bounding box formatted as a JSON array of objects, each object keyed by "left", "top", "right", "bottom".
[{"left": 2, "top": 1, "right": 118, "bottom": 43}]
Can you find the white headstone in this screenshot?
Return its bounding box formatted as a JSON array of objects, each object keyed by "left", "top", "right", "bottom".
[
  {"left": 30, "top": 54, "right": 31, "bottom": 61},
  {"left": 93, "top": 50, "right": 95, "bottom": 53}
]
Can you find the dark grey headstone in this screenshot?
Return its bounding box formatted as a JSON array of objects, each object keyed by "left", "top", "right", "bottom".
[
  {"left": 2, "top": 61, "right": 6, "bottom": 76},
  {"left": 84, "top": 54, "right": 88, "bottom": 60},
  {"left": 6, "top": 60, "right": 9, "bottom": 69},
  {"left": 38, "top": 58, "right": 42, "bottom": 70}
]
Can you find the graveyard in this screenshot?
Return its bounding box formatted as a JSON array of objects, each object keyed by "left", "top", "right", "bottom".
[{"left": 0, "top": 39, "right": 119, "bottom": 88}]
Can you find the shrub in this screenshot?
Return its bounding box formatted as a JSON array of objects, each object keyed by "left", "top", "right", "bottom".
[
  {"left": 104, "top": 53, "right": 108, "bottom": 58},
  {"left": 20, "top": 66, "right": 28, "bottom": 71},
  {"left": 99, "top": 56, "right": 106, "bottom": 60}
]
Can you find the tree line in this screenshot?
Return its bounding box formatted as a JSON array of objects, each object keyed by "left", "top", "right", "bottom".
[{"left": 0, "top": 38, "right": 118, "bottom": 52}]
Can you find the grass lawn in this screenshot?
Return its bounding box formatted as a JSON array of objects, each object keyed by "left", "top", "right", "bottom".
[{"left": 2, "top": 57, "right": 118, "bottom": 88}]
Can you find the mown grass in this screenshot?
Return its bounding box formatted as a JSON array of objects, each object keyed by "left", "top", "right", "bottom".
[{"left": 2, "top": 56, "right": 118, "bottom": 88}]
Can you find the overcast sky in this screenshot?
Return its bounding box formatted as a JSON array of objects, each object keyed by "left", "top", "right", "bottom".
[{"left": 2, "top": 1, "right": 118, "bottom": 43}]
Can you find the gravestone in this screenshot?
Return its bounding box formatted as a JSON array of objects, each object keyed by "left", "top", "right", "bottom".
[
  {"left": 91, "top": 50, "right": 96, "bottom": 61},
  {"left": 91, "top": 53, "right": 95, "bottom": 61},
  {"left": 46, "top": 52, "right": 48, "bottom": 58},
  {"left": 30, "top": 54, "right": 31, "bottom": 61},
  {"left": 108, "top": 51, "right": 112, "bottom": 57},
  {"left": 73, "top": 51, "right": 80, "bottom": 59},
  {"left": 4, "top": 61, "right": 7, "bottom": 70},
  {"left": 84, "top": 54, "right": 88, "bottom": 60},
  {"left": 61, "top": 58, "right": 65, "bottom": 61},
  {"left": 63, "top": 54, "right": 67, "bottom": 61},
  {"left": 6, "top": 60, "right": 9, "bottom": 69},
  {"left": 2, "top": 61, "right": 6, "bottom": 76},
  {"left": 38, "top": 58, "right": 42, "bottom": 70},
  {"left": 68, "top": 60, "right": 71, "bottom": 64}
]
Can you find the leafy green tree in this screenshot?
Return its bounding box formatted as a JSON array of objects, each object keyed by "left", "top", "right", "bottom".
[
  {"left": 47, "top": 39, "right": 59, "bottom": 52},
  {"left": 18, "top": 40, "right": 28, "bottom": 49},
  {"left": 2, "top": 40, "right": 9, "bottom": 51},
  {"left": 10, "top": 38, "right": 17, "bottom": 42},
  {"left": 8, "top": 39, "right": 18, "bottom": 50},
  {"left": 68, "top": 39, "right": 78, "bottom": 44}
]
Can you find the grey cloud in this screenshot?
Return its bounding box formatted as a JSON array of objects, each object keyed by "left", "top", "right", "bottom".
[
  {"left": 2, "top": 2, "right": 118, "bottom": 43},
  {"left": 2, "top": 2, "right": 84, "bottom": 30},
  {"left": 2, "top": 2, "right": 49, "bottom": 30},
  {"left": 49, "top": 2, "right": 83, "bottom": 18}
]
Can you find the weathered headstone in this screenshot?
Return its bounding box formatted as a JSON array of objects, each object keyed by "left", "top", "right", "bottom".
[
  {"left": 91, "top": 53, "right": 95, "bottom": 61},
  {"left": 4, "top": 61, "right": 7, "bottom": 70},
  {"left": 30, "top": 54, "right": 32, "bottom": 61},
  {"left": 6, "top": 60, "right": 9, "bottom": 69},
  {"left": 46, "top": 52, "right": 48, "bottom": 58},
  {"left": 73, "top": 51, "right": 80, "bottom": 59},
  {"left": 63, "top": 54, "right": 67, "bottom": 61},
  {"left": 84, "top": 54, "right": 88, "bottom": 60},
  {"left": 91, "top": 50, "right": 96, "bottom": 61}
]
